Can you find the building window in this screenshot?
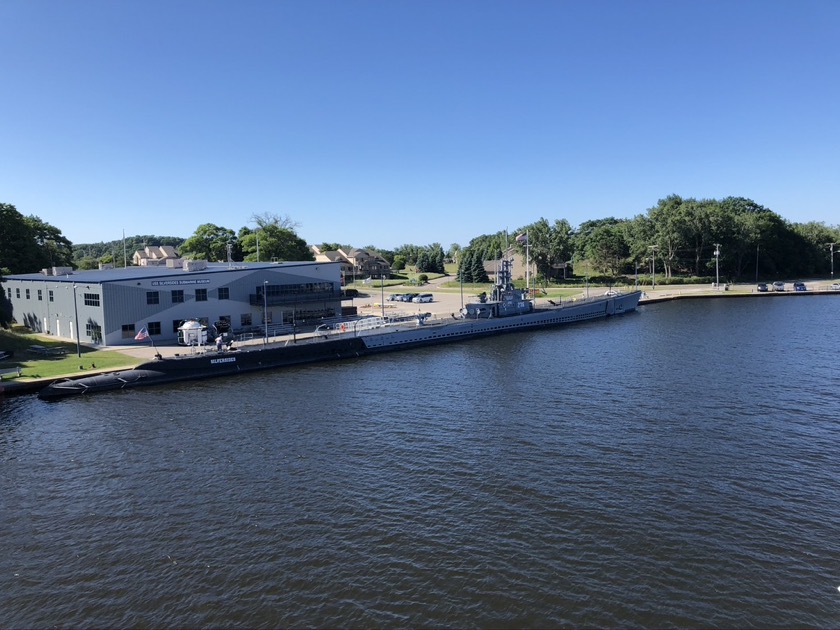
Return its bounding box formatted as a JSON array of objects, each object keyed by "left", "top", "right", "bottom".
[
  {"left": 218, "top": 287, "right": 230, "bottom": 300},
  {"left": 49, "top": 290, "right": 54, "bottom": 302},
  {"left": 38, "top": 289, "right": 43, "bottom": 301},
  {"left": 173, "top": 320, "right": 182, "bottom": 333},
  {"left": 146, "top": 291, "right": 160, "bottom": 305},
  {"left": 84, "top": 293, "right": 100, "bottom": 307},
  {"left": 25, "top": 288, "right": 30, "bottom": 299},
  {"left": 195, "top": 288, "right": 208, "bottom": 302},
  {"left": 121, "top": 324, "right": 136, "bottom": 339},
  {"left": 240, "top": 313, "right": 252, "bottom": 327},
  {"left": 86, "top": 322, "right": 102, "bottom": 343},
  {"left": 16, "top": 288, "right": 20, "bottom": 298},
  {"left": 148, "top": 322, "right": 161, "bottom": 335},
  {"left": 172, "top": 290, "right": 184, "bottom": 303}
]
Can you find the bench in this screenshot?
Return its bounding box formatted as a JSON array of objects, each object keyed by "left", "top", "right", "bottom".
[{"left": 0, "top": 367, "right": 22, "bottom": 380}]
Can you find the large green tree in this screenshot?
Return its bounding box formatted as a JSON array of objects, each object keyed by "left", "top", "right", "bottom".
[
  {"left": 0, "top": 263, "right": 11, "bottom": 327},
  {"left": 0, "top": 203, "right": 73, "bottom": 273},
  {"left": 646, "top": 195, "right": 687, "bottom": 279},
  {"left": 239, "top": 224, "right": 313, "bottom": 262},
  {"left": 585, "top": 221, "right": 628, "bottom": 276},
  {"left": 239, "top": 213, "right": 312, "bottom": 262},
  {"left": 180, "top": 223, "right": 238, "bottom": 261},
  {"left": 516, "top": 217, "right": 574, "bottom": 280}
]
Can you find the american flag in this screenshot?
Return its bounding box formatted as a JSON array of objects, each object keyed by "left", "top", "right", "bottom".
[
  {"left": 516, "top": 232, "right": 528, "bottom": 243},
  {"left": 134, "top": 326, "right": 149, "bottom": 341}
]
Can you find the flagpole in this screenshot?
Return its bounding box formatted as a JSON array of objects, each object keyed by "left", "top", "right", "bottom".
[{"left": 525, "top": 232, "right": 530, "bottom": 296}]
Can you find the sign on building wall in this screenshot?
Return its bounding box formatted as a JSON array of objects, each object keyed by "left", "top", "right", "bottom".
[{"left": 150, "top": 279, "right": 211, "bottom": 286}]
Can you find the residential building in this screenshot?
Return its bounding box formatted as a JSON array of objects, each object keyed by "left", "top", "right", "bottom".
[
  {"left": 132, "top": 245, "right": 180, "bottom": 266},
  {"left": 310, "top": 246, "right": 391, "bottom": 281}
]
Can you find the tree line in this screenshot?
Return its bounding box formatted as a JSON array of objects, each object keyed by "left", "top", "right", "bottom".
[
  {"left": 3, "top": 194, "right": 839, "bottom": 289},
  {"left": 457, "top": 196, "right": 840, "bottom": 284}
]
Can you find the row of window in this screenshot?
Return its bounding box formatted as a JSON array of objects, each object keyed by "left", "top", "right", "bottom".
[
  {"left": 6, "top": 286, "right": 100, "bottom": 306},
  {"left": 121, "top": 306, "right": 337, "bottom": 338},
  {"left": 146, "top": 288, "right": 229, "bottom": 304},
  {"left": 8, "top": 287, "right": 52, "bottom": 301},
  {"left": 7, "top": 283, "right": 337, "bottom": 306},
  {"left": 262, "top": 282, "right": 333, "bottom": 296},
  {"left": 122, "top": 316, "right": 238, "bottom": 338},
  {"left": 4, "top": 286, "right": 231, "bottom": 306}
]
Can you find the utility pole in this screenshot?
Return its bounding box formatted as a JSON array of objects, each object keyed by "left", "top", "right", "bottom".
[
  {"left": 714, "top": 244, "right": 721, "bottom": 289},
  {"left": 830, "top": 243, "right": 836, "bottom": 280}
]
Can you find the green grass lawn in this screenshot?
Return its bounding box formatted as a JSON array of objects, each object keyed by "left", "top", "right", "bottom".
[{"left": 0, "top": 328, "right": 138, "bottom": 380}]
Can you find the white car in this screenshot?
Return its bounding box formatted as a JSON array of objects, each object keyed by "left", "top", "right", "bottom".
[
  {"left": 830, "top": 283, "right": 840, "bottom": 291},
  {"left": 412, "top": 293, "right": 433, "bottom": 303}
]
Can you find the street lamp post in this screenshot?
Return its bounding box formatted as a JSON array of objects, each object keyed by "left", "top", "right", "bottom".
[
  {"left": 648, "top": 245, "right": 658, "bottom": 291},
  {"left": 45, "top": 284, "right": 51, "bottom": 335},
  {"left": 263, "top": 280, "right": 268, "bottom": 344},
  {"left": 714, "top": 243, "right": 721, "bottom": 289},
  {"left": 830, "top": 243, "right": 836, "bottom": 280},
  {"left": 71, "top": 284, "right": 81, "bottom": 358}
]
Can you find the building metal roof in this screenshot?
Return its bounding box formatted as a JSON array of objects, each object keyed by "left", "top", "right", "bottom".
[{"left": 4, "top": 261, "right": 333, "bottom": 285}]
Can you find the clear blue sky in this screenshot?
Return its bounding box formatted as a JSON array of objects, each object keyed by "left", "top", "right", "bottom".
[{"left": 2, "top": 0, "right": 838, "bottom": 250}]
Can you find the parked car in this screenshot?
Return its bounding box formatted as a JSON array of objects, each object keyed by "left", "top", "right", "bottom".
[
  {"left": 412, "top": 293, "right": 434, "bottom": 303},
  {"left": 793, "top": 281, "right": 806, "bottom": 292},
  {"left": 831, "top": 283, "right": 840, "bottom": 290},
  {"left": 756, "top": 283, "right": 768, "bottom": 292},
  {"left": 772, "top": 281, "right": 785, "bottom": 291}
]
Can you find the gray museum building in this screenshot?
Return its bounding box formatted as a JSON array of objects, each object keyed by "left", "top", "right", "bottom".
[{"left": 2, "top": 260, "right": 342, "bottom": 347}]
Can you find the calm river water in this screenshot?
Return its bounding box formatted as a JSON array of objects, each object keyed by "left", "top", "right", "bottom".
[{"left": 2, "top": 296, "right": 839, "bottom": 628}]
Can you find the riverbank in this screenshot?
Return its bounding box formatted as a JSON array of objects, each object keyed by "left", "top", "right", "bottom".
[{"left": 3, "top": 280, "right": 838, "bottom": 397}]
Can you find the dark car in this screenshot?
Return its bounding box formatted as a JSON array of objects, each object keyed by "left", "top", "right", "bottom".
[
  {"left": 793, "top": 282, "right": 806, "bottom": 292},
  {"left": 756, "top": 283, "right": 768, "bottom": 292}
]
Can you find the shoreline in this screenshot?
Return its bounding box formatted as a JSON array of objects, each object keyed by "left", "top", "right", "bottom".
[{"left": 3, "top": 282, "right": 838, "bottom": 397}]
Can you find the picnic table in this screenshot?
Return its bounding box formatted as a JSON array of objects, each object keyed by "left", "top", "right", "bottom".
[{"left": 27, "top": 344, "right": 67, "bottom": 356}]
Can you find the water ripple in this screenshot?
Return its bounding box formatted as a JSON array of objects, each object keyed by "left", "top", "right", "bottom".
[{"left": 2, "top": 298, "right": 840, "bottom": 627}]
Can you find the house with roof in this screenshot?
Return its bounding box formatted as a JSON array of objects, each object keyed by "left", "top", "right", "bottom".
[
  {"left": 132, "top": 245, "right": 180, "bottom": 267},
  {"left": 484, "top": 246, "right": 537, "bottom": 282},
  {"left": 310, "top": 246, "right": 391, "bottom": 280}
]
